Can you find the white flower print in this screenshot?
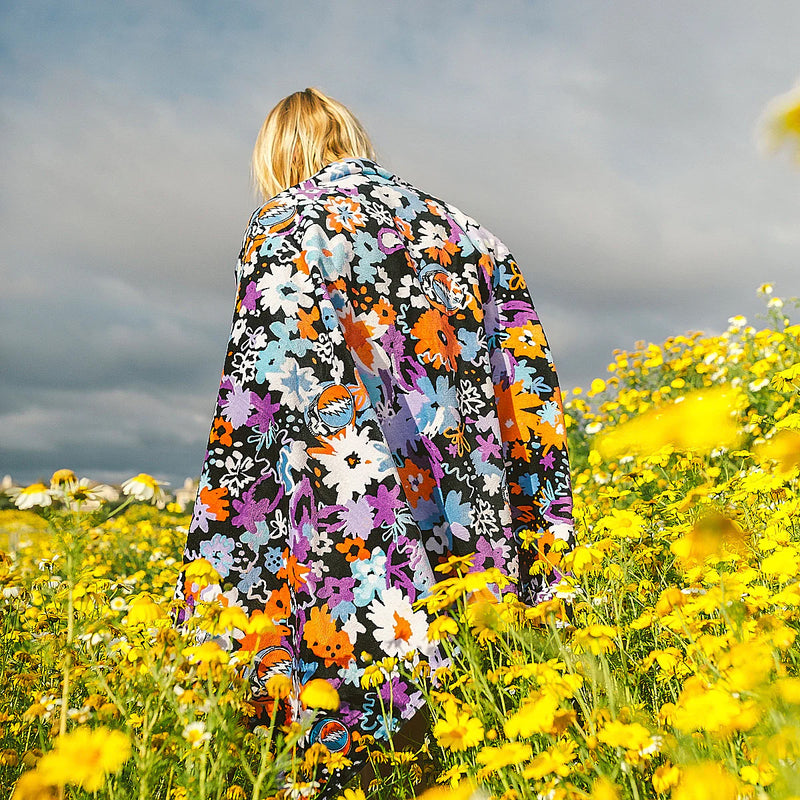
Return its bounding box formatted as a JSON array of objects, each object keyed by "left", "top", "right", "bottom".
[
  {"left": 314, "top": 426, "right": 392, "bottom": 506},
  {"left": 471, "top": 497, "right": 500, "bottom": 539},
  {"left": 256, "top": 262, "right": 315, "bottom": 317},
  {"left": 218, "top": 451, "right": 255, "bottom": 494},
  {"left": 370, "top": 184, "right": 404, "bottom": 209},
  {"left": 366, "top": 587, "right": 433, "bottom": 658},
  {"left": 416, "top": 220, "right": 448, "bottom": 251}
]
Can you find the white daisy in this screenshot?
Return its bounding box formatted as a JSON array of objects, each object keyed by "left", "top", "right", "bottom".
[
  {"left": 182, "top": 720, "right": 211, "bottom": 748},
  {"left": 7, "top": 483, "right": 53, "bottom": 510},
  {"left": 313, "top": 427, "right": 392, "bottom": 505},
  {"left": 120, "top": 473, "right": 169, "bottom": 504}
]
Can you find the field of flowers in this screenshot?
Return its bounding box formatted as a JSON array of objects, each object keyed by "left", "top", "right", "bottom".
[{"left": 3, "top": 286, "right": 800, "bottom": 800}]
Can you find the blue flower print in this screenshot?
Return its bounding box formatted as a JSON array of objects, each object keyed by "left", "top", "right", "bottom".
[
  {"left": 198, "top": 533, "right": 236, "bottom": 578},
  {"left": 351, "top": 549, "right": 387, "bottom": 607}
]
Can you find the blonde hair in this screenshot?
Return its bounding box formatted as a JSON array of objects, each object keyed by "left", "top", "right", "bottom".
[{"left": 251, "top": 87, "right": 378, "bottom": 200}]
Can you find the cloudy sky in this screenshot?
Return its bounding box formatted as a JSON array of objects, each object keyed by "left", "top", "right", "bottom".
[{"left": 3, "top": 1, "right": 799, "bottom": 489}]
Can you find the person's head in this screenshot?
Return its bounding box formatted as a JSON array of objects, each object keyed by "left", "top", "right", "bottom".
[{"left": 251, "top": 87, "right": 378, "bottom": 200}]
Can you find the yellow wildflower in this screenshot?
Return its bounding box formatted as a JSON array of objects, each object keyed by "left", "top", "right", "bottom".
[
  {"left": 755, "top": 429, "right": 800, "bottom": 474},
  {"left": 34, "top": 726, "right": 131, "bottom": 792},
  {"left": 562, "top": 544, "right": 604, "bottom": 575},
  {"left": 652, "top": 763, "right": 681, "bottom": 793},
  {"left": 642, "top": 647, "right": 682, "bottom": 675},
  {"left": 776, "top": 677, "right": 800, "bottom": 704},
  {"left": 597, "top": 720, "right": 653, "bottom": 752},
  {"left": 595, "top": 385, "right": 744, "bottom": 459},
  {"left": 11, "top": 770, "right": 57, "bottom": 800},
  {"left": 466, "top": 598, "right": 504, "bottom": 643},
  {"left": 433, "top": 701, "right": 484, "bottom": 751},
  {"left": 771, "top": 363, "right": 800, "bottom": 392},
  {"left": 183, "top": 641, "right": 230, "bottom": 668},
  {"left": 417, "top": 780, "right": 479, "bottom": 800},
  {"left": 588, "top": 378, "right": 607, "bottom": 396},
  {"left": 758, "top": 80, "right": 800, "bottom": 162},
  {"left": 573, "top": 624, "right": 617, "bottom": 655},
  {"left": 299, "top": 679, "right": 340, "bottom": 711},
  {"left": 265, "top": 674, "right": 293, "bottom": 699},
  {"left": 672, "top": 683, "right": 759, "bottom": 735},
  {"left": 740, "top": 762, "right": 776, "bottom": 786},
  {"left": 717, "top": 639, "right": 773, "bottom": 693},
  {"left": 762, "top": 547, "right": 800, "bottom": 581},
  {"left": 522, "top": 739, "right": 576, "bottom": 779},
  {"left": 595, "top": 509, "right": 646, "bottom": 539},
  {"left": 589, "top": 777, "right": 620, "bottom": 800},
  {"left": 475, "top": 741, "right": 532, "bottom": 776},
  {"left": 415, "top": 568, "right": 512, "bottom": 613},
  {"left": 126, "top": 594, "right": 167, "bottom": 626},
  {"left": 504, "top": 691, "right": 560, "bottom": 738},
  {"left": 671, "top": 511, "right": 749, "bottom": 567},
  {"left": 49, "top": 469, "right": 77, "bottom": 488},
  {"left": 183, "top": 558, "right": 221, "bottom": 587},
  {"left": 433, "top": 553, "right": 476, "bottom": 576},
  {"left": 427, "top": 614, "right": 459, "bottom": 641},
  {"left": 360, "top": 664, "right": 384, "bottom": 688},
  {"left": 671, "top": 762, "right": 739, "bottom": 800},
  {"left": 215, "top": 604, "right": 250, "bottom": 633},
  {"left": 768, "top": 725, "right": 800, "bottom": 761}
]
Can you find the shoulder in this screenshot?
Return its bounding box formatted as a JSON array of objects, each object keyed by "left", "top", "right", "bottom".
[
  {"left": 398, "top": 176, "right": 514, "bottom": 263},
  {"left": 245, "top": 192, "right": 303, "bottom": 237}
]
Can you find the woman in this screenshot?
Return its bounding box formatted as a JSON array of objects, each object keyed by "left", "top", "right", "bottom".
[{"left": 173, "top": 86, "right": 575, "bottom": 797}]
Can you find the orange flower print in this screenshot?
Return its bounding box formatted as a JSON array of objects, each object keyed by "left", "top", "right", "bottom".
[
  {"left": 510, "top": 440, "right": 532, "bottom": 463},
  {"left": 411, "top": 309, "right": 461, "bottom": 371},
  {"left": 335, "top": 536, "right": 370, "bottom": 562},
  {"left": 339, "top": 307, "right": 377, "bottom": 370},
  {"left": 373, "top": 297, "right": 397, "bottom": 326},
  {"left": 238, "top": 613, "right": 285, "bottom": 656},
  {"left": 503, "top": 321, "right": 548, "bottom": 360},
  {"left": 529, "top": 409, "right": 567, "bottom": 455},
  {"left": 199, "top": 486, "right": 229, "bottom": 522},
  {"left": 397, "top": 458, "right": 436, "bottom": 504},
  {"left": 264, "top": 583, "right": 292, "bottom": 621},
  {"left": 424, "top": 198, "right": 446, "bottom": 218},
  {"left": 424, "top": 238, "right": 459, "bottom": 267},
  {"left": 293, "top": 248, "right": 311, "bottom": 276},
  {"left": 243, "top": 233, "right": 266, "bottom": 263},
  {"left": 304, "top": 604, "right": 354, "bottom": 668},
  {"left": 393, "top": 610, "right": 412, "bottom": 643},
  {"left": 324, "top": 196, "right": 366, "bottom": 234},
  {"left": 277, "top": 550, "right": 310, "bottom": 590},
  {"left": 494, "top": 379, "right": 545, "bottom": 443},
  {"left": 210, "top": 416, "right": 233, "bottom": 447},
  {"left": 394, "top": 216, "right": 413, "bottom": 240},
  {"left": 297, "top": 306, "right": 320, "bottom": 340}
]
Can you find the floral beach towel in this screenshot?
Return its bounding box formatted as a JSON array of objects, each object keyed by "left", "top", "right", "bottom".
[{"left": 172, "top": 156, "right": 575, "bottom": 794}]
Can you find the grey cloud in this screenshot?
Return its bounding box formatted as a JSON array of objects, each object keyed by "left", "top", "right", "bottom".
[{"left": 3, "top": 1, "right": 800, "bottom": 487}]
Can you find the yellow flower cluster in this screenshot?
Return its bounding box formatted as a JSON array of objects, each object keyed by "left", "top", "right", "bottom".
[
  {"left": 411, "top": 288, "right": 800, "bottom": 799},
  {"left": 0, "top": 498, "right": 346, "bottom": 798},
  {"left": 4, "top": 286, "right": 800, "bottom": 800}
]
